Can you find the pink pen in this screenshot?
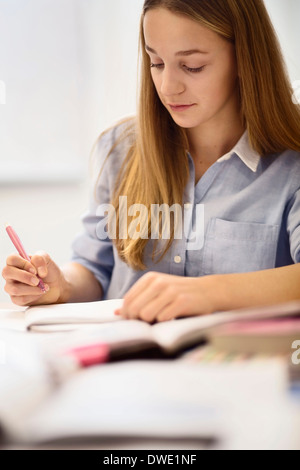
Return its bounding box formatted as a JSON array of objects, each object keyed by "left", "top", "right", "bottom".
[
  {"left": 64, "top": 343, "right": 110, "bottom": 368},
  {"left": 62, "top": 339, "right": 156, "bottom": 369},
  {"left": 5, "top": 224, "right": 47, "bottom": 293}
]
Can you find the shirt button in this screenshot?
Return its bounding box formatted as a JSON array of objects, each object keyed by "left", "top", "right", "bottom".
[{"left": 174, "top": 256, "right": 182, "bottom": 264}]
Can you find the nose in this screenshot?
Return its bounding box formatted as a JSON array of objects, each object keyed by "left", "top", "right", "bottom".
[{"left": 160, "top": 68, "right": 185, "bottom": 97}]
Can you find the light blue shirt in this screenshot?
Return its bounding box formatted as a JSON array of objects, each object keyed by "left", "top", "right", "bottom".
[{"left": 71, "top": 121, "right": 300, "bottom": 300}]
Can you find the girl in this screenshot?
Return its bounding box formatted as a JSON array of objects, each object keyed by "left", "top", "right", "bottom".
[{"left": 3, "top": 0, "right": 300, "bottom": 323}]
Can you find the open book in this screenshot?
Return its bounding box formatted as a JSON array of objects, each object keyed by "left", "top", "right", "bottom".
[{"left": 23, "top": 299, "right": 300, "bottom": 359}]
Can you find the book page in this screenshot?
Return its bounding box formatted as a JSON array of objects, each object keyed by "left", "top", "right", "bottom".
[
  {"left": 25, "top": 299, "right": 125, "bottom": 332},
  {"left": 0, "top": 308, "right": 27, "bottom": 332},
  {"left": 151, "top": 300, "right": 300, "bottom": 354},
  {"left": 36, "top": 313, "right": 236, "bottom": 356},
  {"left": 151, "top": 311, "right": 239, "bottom": 354},
  {"left": 42, "top": 320, "right": 156, "bottom": 357}
]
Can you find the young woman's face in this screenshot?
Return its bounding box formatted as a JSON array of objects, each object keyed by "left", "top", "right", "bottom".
[{"left": 143, "top": 8, "right": 240, "bottom": 131}]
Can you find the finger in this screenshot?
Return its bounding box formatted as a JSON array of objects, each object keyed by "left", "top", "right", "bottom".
[
  {"left": 10, "top": 293, "right": 45, "bottom": 307},
  {"left": 2, "top": 265, "right": 41, "bottom": 287},
  {"left": 123, "top": 272, "right": 157, "bottom": 304},
  {"left": 138, "top": 293, "right": 174, "bottom": 323},
  {"left": 5, "top": 280, "right": 47, "bottom": 297},
  {"left": 30, "top": 251, "right": 51, "bottom": 278},
  {"left": 122, "top": 272, "right": 166, "bottom": 318},
  {"left": 157, "top": 295, "right": 190, "bottom": 323},
  {"left": 6, "top": 254, "right": 37, "bottom": 275},
  {"left": 122, "top": 284, "right": 161, "bottom": 320}
]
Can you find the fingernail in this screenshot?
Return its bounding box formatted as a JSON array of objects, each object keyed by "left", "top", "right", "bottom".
[
  {"left": 31, "top": 277, "right": 39, "bottom": 286},
  {"left": 38, "top": 267, "right": 46, "bottom": 277},
  {"left": 29, "top": 268, "right": 36, "bottom": 275}
]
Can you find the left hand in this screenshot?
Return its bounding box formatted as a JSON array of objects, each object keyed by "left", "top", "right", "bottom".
[{"left": 115, "top": 272, "right": 215, "bottom": 323}]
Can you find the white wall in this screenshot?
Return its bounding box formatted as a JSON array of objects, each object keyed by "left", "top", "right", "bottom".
[
  {"left": 0, "top": 0, "right": 84, "bottom": 182},
  {"left": 264, "top": 0, "right": 300, "bottom": 82},
  {"left": 73, "top": 0, "right": 143, "bottom": 163},
  {"left": 0, "top": 0, "right": 143, "bottom": 183},
  {"left": 0, "top": 0, "right": 298, "bottom": 184}
]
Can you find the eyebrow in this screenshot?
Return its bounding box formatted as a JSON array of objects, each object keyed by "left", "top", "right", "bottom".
[{"left": 145, "top": 45, "right": 209, "bottom": 56}]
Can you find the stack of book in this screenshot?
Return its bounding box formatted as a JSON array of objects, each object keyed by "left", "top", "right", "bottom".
[{"left": 208, "top": 315, "right": 300, "bottom": 355}]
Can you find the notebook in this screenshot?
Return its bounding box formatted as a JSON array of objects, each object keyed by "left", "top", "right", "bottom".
[{"left": 20, "top": 299, "right": 300, "bottom": 359}]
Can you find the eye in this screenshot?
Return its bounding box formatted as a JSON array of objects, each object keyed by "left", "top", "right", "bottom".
[
  {"left": 150, "top": 63, "right": 205, "bottom": 73},
  {"left": 184, "top": 65, "right": 205, "bottom": 73},
  {"left": 150, "top": 63, "right": 164, "bottom": 70}
]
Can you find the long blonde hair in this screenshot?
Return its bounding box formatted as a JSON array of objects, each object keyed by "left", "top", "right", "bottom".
[{"left": 99, "top": 0, "right": 300, "bottom": 270}]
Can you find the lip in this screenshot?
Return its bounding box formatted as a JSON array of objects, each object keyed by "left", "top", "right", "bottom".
[{"left": 169, "top": 104, "right": 196, "bottom": 112}]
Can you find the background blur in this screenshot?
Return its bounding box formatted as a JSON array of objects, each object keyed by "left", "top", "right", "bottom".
[{"left": 0, "top": 0, "right": 299, "bottom": 302}]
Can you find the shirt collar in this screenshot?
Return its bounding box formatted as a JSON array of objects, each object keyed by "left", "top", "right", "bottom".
[{"left": 217, "top": 130, "right": 261, "bottom": 172}]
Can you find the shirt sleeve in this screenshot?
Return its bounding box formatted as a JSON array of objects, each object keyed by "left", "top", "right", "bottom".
[
  {"left": 71, "top": 129, "right": 117, "bottom": 298},
  {"left": 287, "top": 188, "right": 300, "bottom": 264}
]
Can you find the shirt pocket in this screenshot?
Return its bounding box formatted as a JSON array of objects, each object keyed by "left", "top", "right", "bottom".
[{"left": 202, "top": 218, "right": 279, "bottom": 275}]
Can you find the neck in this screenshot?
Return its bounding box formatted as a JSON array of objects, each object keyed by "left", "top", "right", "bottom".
[{"left": 187, "top": 117, "right": 245, "bottom": 164}]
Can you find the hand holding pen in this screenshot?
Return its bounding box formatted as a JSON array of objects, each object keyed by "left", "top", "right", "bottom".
[
  {"left": 6, "top": 225, "right": 47, "bottom": 293},
  {"left": 2, "top": 225, "right": 64, "bottom": 306}
]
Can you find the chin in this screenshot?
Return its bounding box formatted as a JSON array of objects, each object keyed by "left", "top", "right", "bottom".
[{"left": 170, "top": 115, "right": 204, "bottom": 129}]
